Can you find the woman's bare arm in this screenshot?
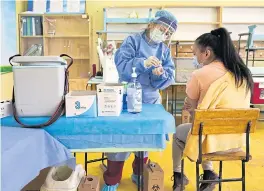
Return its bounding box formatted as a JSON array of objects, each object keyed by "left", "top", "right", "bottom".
[{"left": 183, "top": 97, "right": 198, "bottom": 120}]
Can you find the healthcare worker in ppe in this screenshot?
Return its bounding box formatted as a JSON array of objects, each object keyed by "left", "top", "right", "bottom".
[{"left": 102, "top": 10, "right": 178, "bottom": 191}]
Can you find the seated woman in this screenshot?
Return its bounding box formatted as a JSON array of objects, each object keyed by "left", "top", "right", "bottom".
[{"left": 172, "top": 28, "right": 253, "bottom": 191}]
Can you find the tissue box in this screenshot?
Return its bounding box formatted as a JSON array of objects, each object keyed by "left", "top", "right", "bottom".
[
  {"left": 97, "top": 83, "right": 123, "bottom": 116},
  {"left": 66, "top": 91, "right": 97, "bottom": 117},
  {"left": 0, "top": 100, "right": 13, "bottom": 119}
]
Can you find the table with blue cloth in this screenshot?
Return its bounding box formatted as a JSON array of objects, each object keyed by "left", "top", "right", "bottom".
[
  {"left": 1, "top": 126, "right": 75, "bottom": 191},
  {"left": 1, "top": 104, "right": 175, "bottom": 191}
]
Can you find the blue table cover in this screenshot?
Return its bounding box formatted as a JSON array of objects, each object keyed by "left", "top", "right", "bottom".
[
  {"left": 1, "top": 104, "right": 176, "bottom": 149},
  {"left": 1, "top": 126, "right": 75, "bottom": 191}
]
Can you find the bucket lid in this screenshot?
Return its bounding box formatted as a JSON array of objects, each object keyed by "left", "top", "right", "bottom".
[{"left": 11, "top": 56, "right": 67, "bottom": 66}]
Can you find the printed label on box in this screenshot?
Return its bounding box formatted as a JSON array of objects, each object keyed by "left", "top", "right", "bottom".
[
  {"left": 97, "top": 93, "right": 123, "bottom": 116},
  {"left": 0, "top": 101, "right": 13, "bottom": 119},
  {"left": 259, "top": 82, "right": 264, "bottom": 88},
  {"left": 97, "top": 83, "right": 124, "bottom": 116},
  {"left": 66, "top": 91, "right": 97, "bottom": 117},
  {"left": 260, "top": 89, "right": 264, "bottom": 100}
]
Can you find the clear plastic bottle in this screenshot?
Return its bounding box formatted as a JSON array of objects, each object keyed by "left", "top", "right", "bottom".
[
  {"left": 127, "top": 67, "right": 142, "bottom": 113},
  {"left": 35, "top": 44, "right": 43, "bottom": 56}
]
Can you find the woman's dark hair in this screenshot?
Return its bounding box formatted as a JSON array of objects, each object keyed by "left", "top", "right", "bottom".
[{"left": 195, "top": 27, "right": 253, "bottom": 93}]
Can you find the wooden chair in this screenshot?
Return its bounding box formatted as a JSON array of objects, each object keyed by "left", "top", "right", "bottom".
[{"left": 180, "top": 108, "right": 260, "bottom": 191}]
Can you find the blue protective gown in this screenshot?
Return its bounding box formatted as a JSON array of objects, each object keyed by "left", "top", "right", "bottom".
[
  {"left": 114, "top": 31, "right": 175, "bottom": 104},
  {"left": 106, "top": 32, "right": 175, "bottom": 162}
]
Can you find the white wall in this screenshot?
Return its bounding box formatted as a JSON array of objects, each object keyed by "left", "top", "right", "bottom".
[
  {"left": 222, "top": 8, "right": 264, "bottom": 23},
  {"left": 222, "top": 7, "right": 264, "bottom": 41},
  {"left": 104, "top": 6, "right": 264, "bottom": 42},
  {"left": 165, "top": 7, "right": 217, "bottom": 22}
]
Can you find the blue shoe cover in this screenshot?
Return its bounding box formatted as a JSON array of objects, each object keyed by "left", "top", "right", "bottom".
[
  {"left": 101, "top": 183, "right": 119, "bottom": 191},
  {"left": 131, "top": 174, "right": 143, "bottom": 186}
]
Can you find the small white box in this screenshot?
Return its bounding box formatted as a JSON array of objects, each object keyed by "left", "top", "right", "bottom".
[
  {"left": 66, "top": 91, "right": 97, "bottom": 118},
  {"left": 97, "top": 83, "right": 124, "bottom": 116},
  {"left": 0, "top": 100, "right": 13, "bottom": 119}
]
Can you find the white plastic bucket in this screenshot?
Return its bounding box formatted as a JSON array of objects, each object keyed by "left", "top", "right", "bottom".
[
  {"left": 40, "top": 164, "right": 85, "bottom": 191},
  {"left": 10, "top": 56, "right": 68, "bottom": 117}
]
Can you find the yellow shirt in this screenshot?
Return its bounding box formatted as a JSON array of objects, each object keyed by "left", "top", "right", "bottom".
[
  {"left": 183, "top": 68, "right": 250, "bottom": 161},
  {"left": 186, "top": 61, "right": 227, "bottom": 105}
]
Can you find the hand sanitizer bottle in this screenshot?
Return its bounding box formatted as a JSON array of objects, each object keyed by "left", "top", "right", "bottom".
[
  {"left": 122, "top": 81, "right": 128, "bottom": 110},
  {"left": 127, "top": 67, "right": 142, "bottom": 113}
]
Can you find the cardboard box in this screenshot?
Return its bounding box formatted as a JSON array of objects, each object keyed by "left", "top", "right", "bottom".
[
  {"left": 21, "top": 167, "right": 51, "bottom": 191},
  {"left": 78, "top": 175, "right": 100, "bottom": 191},
  {"left": 0, "top": 100, "right": 13, "bottom": 119},
  {"left": 66, "top": 91, "right": 97, "bottom": 117},
  {"left": 144, "top": 161, "right": 164, "bottom": 191},
  {"left": 251, "top": 77, "right": 264, "bottom": 104},
  {"left": 97, "top": 83, "right": 123, "bottom": 116}
]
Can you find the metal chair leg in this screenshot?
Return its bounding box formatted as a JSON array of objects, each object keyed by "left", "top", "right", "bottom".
[
  {"left": 246, "top": 50, "right": 249, "bottom": 66},
  {"left": 219, "top": 161, "right": 223, "bottom": 191},
  {"left": 85, "top": 153, "right": 88, "bottom": 175},
  {"left": 140, "top": 152, "right": 144, "bottom": 191},
  {"left": 242, "top": 160, "right": 246, "bottom": 191},
  {"left": 102, "top": 153, "right": 107, "bottom": 167},
  {"left": 137, "top": 151, "right": 144, "bottom": 191},
  {"left": 172, "top": 86, "right": 174, "bottom": 115},
  {"left": 253, "top": 50, "right": 256, "bottom": 67},
  {"left": 196, "top": 162, "right": 200, "bottom": 191},
  {"left": 181, "top": 159, "right": 184, "bottom": 191},
  {"left": 137, "top": 152, "right": 140, "bottom": 191}
]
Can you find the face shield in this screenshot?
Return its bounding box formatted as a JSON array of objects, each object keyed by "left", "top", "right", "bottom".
[{"left": 149, "top": 17, "right": 177, "bottom": 46}]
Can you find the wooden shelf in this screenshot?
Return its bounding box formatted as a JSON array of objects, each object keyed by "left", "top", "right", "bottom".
[
  {"left": 21, "top": 36, "right": 43, "bottom": 38},
  {"left": 68, "top": 78, "right": 89, "bottom": 91},
  {"left": 65, "top": 57, "right": 90, "bottom": 60},
  {"left": 105, "top": 5, "right": 162, "bottom": 8},
  {"left": 19, "top": 13, "right": 92, "bottom": 85},
  {"left": 171, "top": 40, "right": 195, "bottom": 42},
  {"left": 44, "top": 13, "right": 86, "bottom": 17},
  {"left": 179, "top": 22, "right": 220, "bottom": 25},
  {"left": 19, "top": 13, "right": 43, "bottom": 16},
  {"left": 251, "top": 103, "right": 264, "bottom": 106},
  {"left": 106, "top": 18, "right": 150, "bottom": 24},
  {"left": 44, "top": 35, "right": 89, "bottom": 38},
  {"left": 223, "top": 22, "right": 264, "bottom": 25},
  {"left": 240, "top": 57, "right": 264, "bottom": 59}
]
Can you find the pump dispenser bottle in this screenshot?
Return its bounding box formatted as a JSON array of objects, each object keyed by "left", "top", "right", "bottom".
[{"left": 127, "top": 67, "right": 142, "bottom": 113}]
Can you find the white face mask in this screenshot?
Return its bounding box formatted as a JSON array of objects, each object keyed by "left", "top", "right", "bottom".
[
  {"left": 193, "top": 56, "right": 203, "bottom": 69},
  {"left": 150, "top": 28, "right": 166, "bottom": 43}
]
